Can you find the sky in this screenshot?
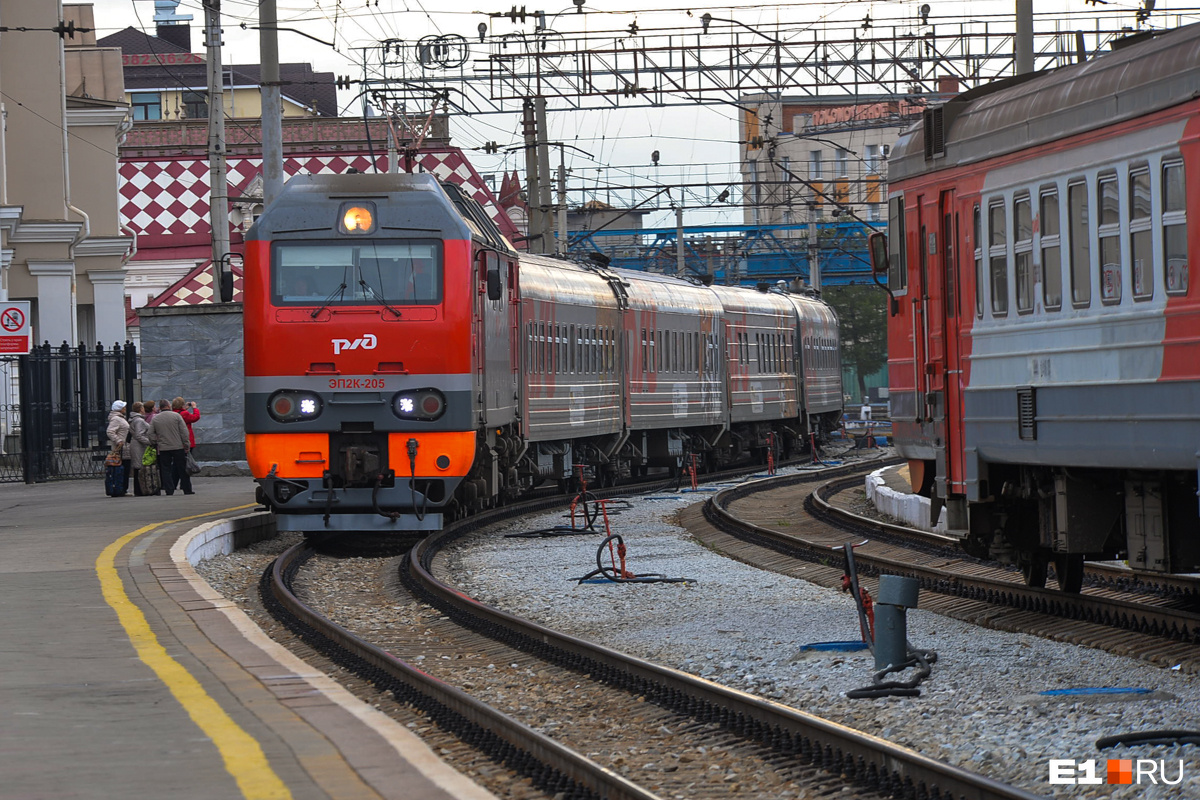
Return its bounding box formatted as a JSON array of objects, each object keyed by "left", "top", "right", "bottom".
[{"left": 87, "top": 1, "right": 1200, "bottom": 227}]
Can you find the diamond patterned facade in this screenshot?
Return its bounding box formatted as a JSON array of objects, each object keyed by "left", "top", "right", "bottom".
[{"left": 120, "top": 148, "right": 518, "bottom": 243}]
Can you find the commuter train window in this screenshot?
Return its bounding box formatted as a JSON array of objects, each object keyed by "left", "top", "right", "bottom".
[
  {"left": 988, "top": 199, "right": 1008, "bottom": 315},
  {"left": 1163, "top": 160, "right": 1188, "bottom": 296},
  {"left": 973, "top": 204, "right": 983, "bottom": 318},
  {"left": 271, "top": 240, "right": 441, "bottom": 306},
  {"left": 1130, "top": 166, "right": 1153, "bottom": 300},
  {"left": 1098, "top": 174, "right": 1122, "bottom": 304},
  {"left": 1068, "top": 181, "right": 1091, "bottom": 307},
  {"left": 1013, "top": 195, "right": 1033, "bottom": 313},
  {"left": 1040, "top": 189, "right": 1062, "bottom": 310},
  {"left": 641, "top": 329, "right": 648, "bottom": 373},
  {"left": 887, "top": 196, "right": 907, "bottom": 293}
]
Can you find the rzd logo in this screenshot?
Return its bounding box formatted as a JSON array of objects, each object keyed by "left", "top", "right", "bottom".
[
  {"left": 332, "top": 334, "right": 378, "bottom": 355},
  {"left": 1049, "top": 759, "right": 1184, "bottom": 785}
]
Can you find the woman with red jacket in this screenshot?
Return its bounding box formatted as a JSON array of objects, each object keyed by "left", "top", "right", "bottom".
[{"left": 175, "top": 396, "right": 200, "bottom": 448}]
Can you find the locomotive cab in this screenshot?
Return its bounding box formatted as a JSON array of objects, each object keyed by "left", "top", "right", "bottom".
[{"left": 243, "top": 174, "right": 501, "bottom": 532}]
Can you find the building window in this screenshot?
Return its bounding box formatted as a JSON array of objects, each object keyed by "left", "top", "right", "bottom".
[
  {"left": 131, "top": 92, "right": 161, "bottom": 120},
  {"left": 865, "top": 144, "right": 881, "bottom": 174},
  {"left": 1014, "top": 194, "right": 1033, "bottom": 313},
  {"left": 835, "top": 149, "right": 849, "bottom": 177},
  {"left": 1040, "top": 189, "right": 1062, "bottom": 310},
  {"left": 810, "top": 150, "right": 822, "bottom": 180},
  {"left": 1163, "top": 159, "right": 1188, "bottom": 296},
  {"left": 1098, "top": 174, "right": 1121, "bottom": 304},
  {"left": 182, "top": 90, "right": 208, "bottom": 119}
]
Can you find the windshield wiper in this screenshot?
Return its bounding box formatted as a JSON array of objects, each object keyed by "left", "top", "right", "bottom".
[
  {"left": 309, "top": 283, "right": 347, "bottom": 319},
  {"left": 357, "top": 279, "right": 403, "bottom": 317}
]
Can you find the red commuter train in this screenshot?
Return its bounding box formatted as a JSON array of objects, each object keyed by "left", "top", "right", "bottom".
[
  {"left": 243, "top": 173, "right": 843, "bottom": 534},
  {"left": 871, "top": 24, "right": 1200, "bottom": 590}
]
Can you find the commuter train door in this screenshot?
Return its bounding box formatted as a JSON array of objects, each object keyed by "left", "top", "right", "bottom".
[{"left": 925, "top": 189, "right": 964, "bottom": 500}]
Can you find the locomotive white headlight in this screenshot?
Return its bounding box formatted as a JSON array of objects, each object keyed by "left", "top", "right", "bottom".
[
  {"left": 268, "top": 390, "right": 323, "bottom": 422},
  {"left": 392, "top": 389, "right": 446, "bottom": 421}
]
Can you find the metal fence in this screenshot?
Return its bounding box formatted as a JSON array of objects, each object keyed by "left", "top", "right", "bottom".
[{"left": 2, "top": 342, "right": 138, "bottom": 483}]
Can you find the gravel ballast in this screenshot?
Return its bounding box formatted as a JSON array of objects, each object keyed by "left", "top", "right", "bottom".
[{"left": 441, "top": 471, "right": 1200, "bottom": 799}]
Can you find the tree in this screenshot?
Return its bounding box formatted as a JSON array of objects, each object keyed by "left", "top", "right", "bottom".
[{"left": 824, "top": 284, "right": 888, "bottom": 401}]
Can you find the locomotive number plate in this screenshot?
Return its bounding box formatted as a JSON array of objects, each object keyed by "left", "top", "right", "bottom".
[{"left": 328, "top": 378, "right": 389, "bottom": 389}]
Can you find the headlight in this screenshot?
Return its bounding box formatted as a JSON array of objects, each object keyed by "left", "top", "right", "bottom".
[
  {"left": 392, "top": 388, "right": 446, "bottom": 421},
  {"left": 268, "top": 390, "right": 324, "bottom": 422}
]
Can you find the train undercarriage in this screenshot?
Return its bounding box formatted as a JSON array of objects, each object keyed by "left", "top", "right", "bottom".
[{"left": 945, "top": 462, "right": 1200, "bottom": 593}]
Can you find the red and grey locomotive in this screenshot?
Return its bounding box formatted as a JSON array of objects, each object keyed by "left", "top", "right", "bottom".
[
  {"left": 244, "top": 172, "right": 842, "bottom": 533},
  {"left": 871, "top": 23, "right": 1200, "bottom": 590}
]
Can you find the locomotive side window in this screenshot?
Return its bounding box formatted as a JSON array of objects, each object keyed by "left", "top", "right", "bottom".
[
  {"left": 973, "top": 204, "right": 983, "bottom": 318},
  {"left": 887, "top": 196, "right": 907, "bottom": 293},
  {"left": 1068, "top": 181, "right": 1091, "bottom": 307},
  {"left": 988, "top": 200, "right": 1009, "bottom": 315},
  {"left": 272, "top": 240, "right": 442, "bottom": 306},
  {"left": 1014, "top": 194, "right": 1033, "bottom": 314},
  {"left": 1163, "top": 160, "right": 1188, "bottom": 296},
  {"left": 1098, "top": 174, "right": 1122, "bottom": 304},
  {"left": 1040, "top": 189, "right": 1063, "bottom": 310}
]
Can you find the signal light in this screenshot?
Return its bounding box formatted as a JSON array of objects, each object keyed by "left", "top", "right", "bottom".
[
  {"left": 337, "top": 201, "right": 377, "bottom": 234},
  {"left": 392, "top": 388, "right": 446, "bottom": 421},
  {"left": 268, "top": 390, "right": 324, "bottom": 422}
]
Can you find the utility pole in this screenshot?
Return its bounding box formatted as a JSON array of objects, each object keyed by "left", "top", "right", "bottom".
[
  {"left": 521, "top": 100, "right": 542, "bottom": 252},
  {"left": 675, "top": 206, "right": 685, "bottom": 276},
  {"left": 1015, "top": 0, "right": 1034, "bottom": 74},
  {"left": 808, "top": 201, "right": 821, "bottom": 292},
  {"left": 260, "top": 0, "right": 283, "bottom": 206},
  {"left": 556, "top": 147, "right": 567, "bottom": 256},
  {"left": 204, "top": 0, "right": 230, "bottom": 297},
  {"left": 535, "top": 97, "right": 554, "bottom": 254}
]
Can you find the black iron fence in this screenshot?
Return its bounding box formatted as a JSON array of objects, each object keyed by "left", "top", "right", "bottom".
[{"left": 1, "top": 342, "right": 138, "bottom": 483}]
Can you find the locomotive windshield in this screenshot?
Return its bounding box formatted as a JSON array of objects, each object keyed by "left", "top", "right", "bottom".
[{"left": 271, "top": 240, "right": 442, "bottom": 306}]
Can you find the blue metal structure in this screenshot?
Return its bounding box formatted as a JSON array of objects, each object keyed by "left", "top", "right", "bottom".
[{"left": 566, "top": 221, "right": 884, "bottom": 287}]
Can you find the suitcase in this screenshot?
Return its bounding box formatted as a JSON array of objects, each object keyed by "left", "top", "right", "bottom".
[
  {"left": 105, "top": 463, "right": 126, "bottom": 497},
  {"left": 138, "top": 465, "right": 161, "bottom": 496}
]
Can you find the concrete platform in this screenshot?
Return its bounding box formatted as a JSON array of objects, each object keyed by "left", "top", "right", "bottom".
[
  {"left": 0, "top": 476, "right": 495, "bottom": 800},
  {"left": 864, "top": 463, "right": 950, "bottom": 534}
]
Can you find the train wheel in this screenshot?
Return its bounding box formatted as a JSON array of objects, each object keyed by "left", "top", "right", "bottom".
[
  {"left": 1021, "top": 552, "right": 1048, "bottom": 589},
  {"left": 1054, "top": 554, "right": 1085, "bottom": 594}
]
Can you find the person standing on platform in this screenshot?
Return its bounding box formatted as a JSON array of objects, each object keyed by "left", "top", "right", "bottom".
[
  {"left": 176, "top": 396, "right": 199, "bottom": 449},
  {"left": 105, "top": 400, "right": 132, "bottom": 496},
  {"left": 143, "top": 399, "right": 158, "bottom": 427},
  {"left": 127, "top": 402, "right": 154, "bottom": 497},
  {"left": 150, "top": 400, "right": 193, "bottom": 496}
]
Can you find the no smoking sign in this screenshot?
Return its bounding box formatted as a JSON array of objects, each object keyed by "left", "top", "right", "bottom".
[{"left": 0, "top": 301, "right": 31, "bottom": 354}]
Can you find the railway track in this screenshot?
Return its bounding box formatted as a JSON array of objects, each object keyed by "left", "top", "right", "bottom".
[
  {"left": 696, "top": 465, "right": 1200, "bottom": 674},
  {"left": 259, "top": 457, "right": 1040, "bottom": 800}
]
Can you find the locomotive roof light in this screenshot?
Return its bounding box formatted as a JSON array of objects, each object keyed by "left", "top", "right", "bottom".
[
  {"left": 268, "top": 390, "right": 324, "bottom": 422},
  {"left": 338, "top": 201, "right": 377, "bottom": 234},
  {"left": 392, "top": 388, "right": 446, "bottom": 421}
]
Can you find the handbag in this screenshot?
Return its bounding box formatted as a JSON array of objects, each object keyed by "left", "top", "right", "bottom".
[
  {"left": 105, "top": 450, "right": 122, "bottom": 467},
  {"left": 185, "top": 450, "right": 201, "bottom": 475},
  {"left": 142, "top": 446, "right": 158, "bottom": 467}
]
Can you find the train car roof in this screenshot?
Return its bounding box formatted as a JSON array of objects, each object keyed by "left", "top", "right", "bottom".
[{"left": 889, "top": 22, "right": 1200, "bottom": 181}]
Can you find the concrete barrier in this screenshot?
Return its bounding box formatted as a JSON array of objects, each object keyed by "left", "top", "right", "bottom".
[{"left": 864, "top": 466, "right": 948, "bottom": 534}]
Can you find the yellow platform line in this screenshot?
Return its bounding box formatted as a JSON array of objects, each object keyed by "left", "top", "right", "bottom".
[{"left": 96, "top": 506, "right": 293, "bottom": 800}]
